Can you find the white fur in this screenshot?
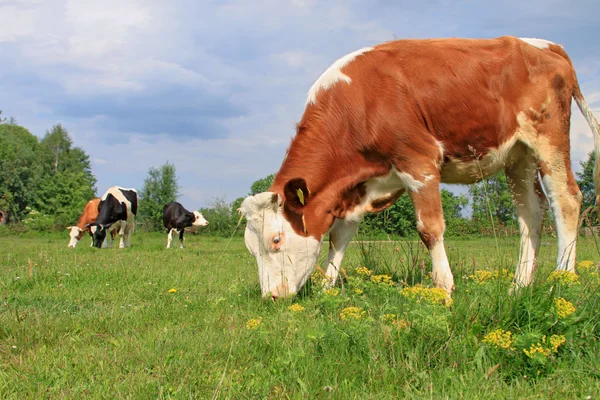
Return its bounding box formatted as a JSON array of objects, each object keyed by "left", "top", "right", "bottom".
[
  {"left": 241, "top": 192, "right": 322, "bottom": 298},
  {"left": 345, "top": 166, "right": 426, "bottom": 222},
  {"left": 509, "top": 157, "right": 546, "bottom": 287},
  {"left": 166, "top": 228, "right": 178, "bottom": 249},
  {"left": 430, "top": 240, "right": 454, "bottom": 294},
  {"left": 306, "top": 47, "right": 373, "bottom": 105},
  {"left": 101, "top": 186, "right": 137, "bottom": 201},
  {"left": 67, "top": 226, "right": 83, "bottom": 248},
  {"left": 541, "top": 174, "right": 578, "bottom": 272},
  {"left": 519, "top": 37, "right": 560, "bottom": 50},
  {"left": 324, "top": 218, "right": 360, "bottom": 288},
  {"left": 185, "top": 211, "right": 208, "bottom": 233}
]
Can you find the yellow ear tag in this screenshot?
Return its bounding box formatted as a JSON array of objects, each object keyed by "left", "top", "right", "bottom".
[{"left": 296, "top": 188, "right": 305, "bottom": 205}]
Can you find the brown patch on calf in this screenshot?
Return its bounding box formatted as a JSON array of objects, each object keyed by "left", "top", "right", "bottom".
[
  {"left": 417, "top": 230, "right": 438, "bottom": 250},
  {"left": 77, "top": 198, "right": 102, "bottom": 232}
]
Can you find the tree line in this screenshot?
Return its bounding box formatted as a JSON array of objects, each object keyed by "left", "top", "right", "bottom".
[{"left": 0, "top": 114, "right": 596, "bottom": 236}]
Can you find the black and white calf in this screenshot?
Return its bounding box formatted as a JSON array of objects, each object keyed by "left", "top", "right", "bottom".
[
  {"left": 88, "top": 186, "right": 138, "bottom": 249},
  {"left": 163, "top": 202, "right": 208, "bottom": 248}
]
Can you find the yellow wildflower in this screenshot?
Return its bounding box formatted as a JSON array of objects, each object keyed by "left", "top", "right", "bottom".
[
  {"left": 549, "top": 334, "right": 566, "bottom": 352},
  {"left": 469, "top": 269, "right": 514, "bottom": 284},
  {"left": 355, "top": 266, "right": 373, "bottom": 277},
  {"left": 577, "top": 260, "right": 595, "bottom": 273},
  {"left": 548, "top": 271, "right": 580, "bottom": 286},
  {"left": 523, "top": 342, "right": 551, "bottom": 358},
  {"left": 246, "top": 317, "right": 263, "bottom": 330},
  {"left": 167, "top": 288, "right": 177, "bottom": 293},
  {"left": 553, "top": 297, "right": 576, "bottom": 318},
  {"left": 353, "top": 288, "right": 363, "bottom": 295},
  {"left": 482, "top": 329, "right": 514, "bottom": 350},
  {"left": 324, "top": 288, "right": 340, "bottom": 297},
  {"left": 401, "top": 285, "right": 452, "bottom": 307},
  {"left": 340, "top": 306, "right": 366, "bottom": 320},
  {"left": 383, "top": 313, "right": 396, "bottom": 323},
  {"left": 470, "top": 270, "right": 492, "bottom": 284},
  {"left": 370, "top": 274, "right": 394, "bottom": 286},
  {"left": 288, "top": 303, "right": 304, "bottom": 312}
]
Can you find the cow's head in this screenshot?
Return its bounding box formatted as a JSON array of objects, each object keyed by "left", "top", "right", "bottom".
[
  {"left": 66, "top": 226, "right": 85, "bottom": 248},
  {"left": 86, "top": 223, "right": 113, "bottom": 248},
  {"left": 240, "top": 178, "right": 324, "bottom": 299},
  {"left": 185, "top": 211, "right": 209, "bottom": 233}
]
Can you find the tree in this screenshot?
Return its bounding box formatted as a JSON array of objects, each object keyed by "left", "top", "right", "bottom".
[
  {"left": 0, "top": 124, "right": 43, "bottom": 220},
  {"left": 362, "top": 194, "right": 416, "bottom": 237},
  {"left": 34, "top": 125, "right": 97, "bottom": 226},
  {"left": 576, "top": 151, "right": 597, "bottom": 224},
  {"left": 250, "top": 174, "right": 274, "bottom": 195},
  {"left": 577, "top": 152, "right": 596, "bottom": 211},
  {"left": 201, "top": 197, "right": 241, "bottom": 236},
  {"left": 469, "top": 172, "right": 516, "bottom": 226},
  {"left": 139, "top": 162, "right": 181, "bottom": 230}
]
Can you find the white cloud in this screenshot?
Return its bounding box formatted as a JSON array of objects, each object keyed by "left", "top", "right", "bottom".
[{"left": 0, "top": 5, "right": 36, "bottom": 42}]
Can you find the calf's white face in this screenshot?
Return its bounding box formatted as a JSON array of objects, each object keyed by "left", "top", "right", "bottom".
[
  {"left": 185, "top": 211, "right": 209, "bottom": 232},
  {"left": 67, "top": 226, "right": 83, "bottom": 248},
  {"left": 240, "top": 192, "right": 321, "bottom": 299}
]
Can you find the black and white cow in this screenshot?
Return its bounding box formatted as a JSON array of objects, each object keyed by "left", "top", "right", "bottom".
[
  {"left": 88, "top": 186, "right": 138, "bottom": 249},
  {"left": 163, "top": 202, "right": 208, "bottom": 248}
]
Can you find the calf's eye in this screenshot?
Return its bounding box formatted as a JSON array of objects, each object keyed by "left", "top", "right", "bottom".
[{"left": 273, "top": 236, "right": 281, "bottom": 244}]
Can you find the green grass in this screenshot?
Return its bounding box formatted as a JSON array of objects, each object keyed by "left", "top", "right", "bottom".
[{"left": 1, "top": 232, "right": 599, "bottom": 399}]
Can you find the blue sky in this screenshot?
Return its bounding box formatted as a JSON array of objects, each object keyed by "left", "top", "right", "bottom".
[{"left": 1, "top": 0, "right": 599, "bottom": 208}]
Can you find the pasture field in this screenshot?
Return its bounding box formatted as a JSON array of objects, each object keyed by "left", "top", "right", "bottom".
[{"left": 1, "top": 232, "right": 600, "bottom": 399}]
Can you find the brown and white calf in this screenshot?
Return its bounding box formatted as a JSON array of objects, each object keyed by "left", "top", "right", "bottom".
[
  {"left": 240, "top": 36, "right": 600, "bottom": 299},
  {"left": 66, "top": 198, "right": 115, "bottom": 248}
]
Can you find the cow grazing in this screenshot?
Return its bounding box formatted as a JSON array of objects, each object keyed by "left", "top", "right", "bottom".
[
  {"left": 88, "top": 186, "right": 138, "bottom": 249},
  {"left": 163, "top": 202, "right": 208, "bottom": 248},
  {"left": 240, "top": 36, "right": 600, "bottom": 299},
  {"left": 66, "top": 198, "right": 115, "bottom": 248}
]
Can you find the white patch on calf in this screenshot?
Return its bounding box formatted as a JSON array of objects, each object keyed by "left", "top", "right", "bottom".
[
  {"left": 345, "top": 166, "right": 426, "bottom": 222},
  {"left": 519, "top": 37, "right": 560, "bottom": 50},
  {"left": 67, "top": 226, "right": 83, "bottom": 248},
  {"left": 306, "top": 47, "right": 373, "bottom": 105}
]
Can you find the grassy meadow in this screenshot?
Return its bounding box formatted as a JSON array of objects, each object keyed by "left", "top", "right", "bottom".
[{"left": 1, "top": 231, "right": 600, "bottom": 399}]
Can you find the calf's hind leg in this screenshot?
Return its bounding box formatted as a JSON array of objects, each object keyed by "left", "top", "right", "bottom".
[{"left": 505, "top": 155, "right": 547, "bottom": 287}]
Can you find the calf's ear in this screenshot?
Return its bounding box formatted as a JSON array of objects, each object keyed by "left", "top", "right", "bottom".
[{"left": 283, "top": 178, "right": 310, "bottom": 215}]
